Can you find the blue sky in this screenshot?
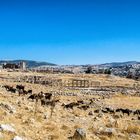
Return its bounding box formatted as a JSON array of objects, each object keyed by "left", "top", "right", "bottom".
[{"left": 0, "top": 0, "right": 140, "bottom": 65}]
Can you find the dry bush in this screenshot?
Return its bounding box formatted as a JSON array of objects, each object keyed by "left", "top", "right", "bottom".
[
  {"left": 74, "top": 125, "right": 82, "bottom": 130},
  {"left": 61, "top": 125, "right": 69, "bottom": 130},
  {"left": 125, "top": 124, "right": 140, "bottom": 134},
  {"left": 47, "top": 134, "right": 60, "bottom": 140}
]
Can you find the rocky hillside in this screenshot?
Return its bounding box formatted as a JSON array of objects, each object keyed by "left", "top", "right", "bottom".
[{"left": 100, "top": 61, "right": 140, "bottom": 68}]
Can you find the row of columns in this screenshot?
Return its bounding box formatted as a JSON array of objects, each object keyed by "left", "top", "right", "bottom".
[
  {"left": 63, "top": 80, "right": 100, "bottom": 88},
  {"left": 19, "top": 76, "right": 101, "bottom": 88}
]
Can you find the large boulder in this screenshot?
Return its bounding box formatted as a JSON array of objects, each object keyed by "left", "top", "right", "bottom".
[{"left": 72, "top": 128, "right": 86, "bottom": 140}]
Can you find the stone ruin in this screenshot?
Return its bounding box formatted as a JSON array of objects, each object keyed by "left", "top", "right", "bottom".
[
  {"left": 2, "top": 61, "right": 26, "bottom": 70},
  {"left": 18, "top": 76, "right": 101, "bottom": 88}
]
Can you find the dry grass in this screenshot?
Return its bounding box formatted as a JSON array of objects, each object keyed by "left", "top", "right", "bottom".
[
  {"left": 104, "top": 94, "right": 140, "bottom": 109},
  {"left": 0, "top": 71, "right": 140, "bottom": 140},
  {"left": 125, "top": 123, "right": 140, "bottom": 134}
]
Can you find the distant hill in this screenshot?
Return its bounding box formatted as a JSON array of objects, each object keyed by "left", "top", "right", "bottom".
[
  {"left": 100, "top": 61, "right": 140, "bottom": 68},
  {"left": 0, "top": 60, "right": 56, "bottom": 68},
  {"left": 0, "top": 60, "right": 140, "bottom": 69}
]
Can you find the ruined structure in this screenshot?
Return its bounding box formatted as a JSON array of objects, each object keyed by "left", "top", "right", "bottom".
[
  {"left": 17, "top": 76, "right": 100, "bottom": 88},
  {"left": 3, "top": 63, "right": 19, "bottom": 69},
  {"left": 19, "top": 61, "right": 26, "bottom": 70},
  {"left": 2, "top": 61, "right": 26, "bottom": 70}
]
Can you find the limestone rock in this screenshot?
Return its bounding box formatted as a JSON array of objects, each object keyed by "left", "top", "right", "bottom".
[
  {"left": 13, "top": 136, "right": 23, "bottom": 140},
  {"left": 99, "top": 127, "right": 117, "bottom": 136},
  {"left": 0, "top": 124, "right": 15, "bottom": 133},
  {"left": 72, "top": 128, "right": 86, "bottom": 140}
]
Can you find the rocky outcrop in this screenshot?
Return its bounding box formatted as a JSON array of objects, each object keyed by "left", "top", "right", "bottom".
[{"left": 72, "top": 128, "right": 86, "bottom": 140}]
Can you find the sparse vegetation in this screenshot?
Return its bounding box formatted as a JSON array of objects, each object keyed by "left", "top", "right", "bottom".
[{"left": 0, "top": 70, "right": 140, "bottom": 140}]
